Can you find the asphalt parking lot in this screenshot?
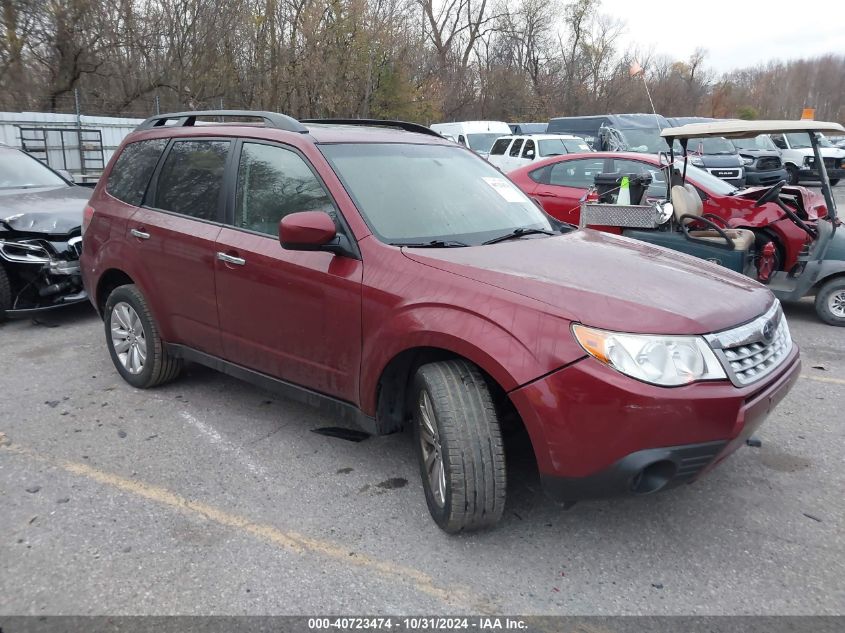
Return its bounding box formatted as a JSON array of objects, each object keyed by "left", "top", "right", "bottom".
[{"left": 1, "top": 187, "right": 844, "bottom": 618}]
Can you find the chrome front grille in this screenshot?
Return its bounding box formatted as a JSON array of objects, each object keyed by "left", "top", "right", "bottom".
[{"left": 704, "top": 302, "right": 792, "bottom": 387}]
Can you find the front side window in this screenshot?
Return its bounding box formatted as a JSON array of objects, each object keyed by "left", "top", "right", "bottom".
[
  {"left": 320, "top": 143, "right": 552, "bottom": 245},
  {"left": 509, "top": 139, "right": 524, "bottom": 157},
  {"left": 490, "top": 138, "right": 511, "bottom": 155},
  {"left": 235, "top": 143, "right": 335, "bottom": 236},
  {"left": 0, "top": 149, "right": 67, "bottom": 190},
  {"left": 106, "top": 139, "right": 167, "bottom": 205},
  {"left": 153, "top": 140, "right": 230, "bottom": 221}
]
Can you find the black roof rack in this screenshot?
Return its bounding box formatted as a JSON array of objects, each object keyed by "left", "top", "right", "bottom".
[
  {"left": 300, "top": 118, "right": 442, "bottom": 138},
  {"left": 136, "top": 110, "right": 308, "bottom": 133}
]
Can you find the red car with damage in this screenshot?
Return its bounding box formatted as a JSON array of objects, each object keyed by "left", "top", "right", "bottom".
[
  {"left": 509, "top": 151, "right": 828, "bottom": 275},
  {"left": 81, "top": 113, "right": 800, "bottom": 532}
]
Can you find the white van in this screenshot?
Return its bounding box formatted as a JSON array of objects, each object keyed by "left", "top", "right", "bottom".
[
  {"left": 771, "top": 132, "right": 845, "bottom": 185},
  {"left": 429, "top": 121, "right": 512, "bottom": 156},
  {"left": 487, "top": 134, "right": 593, "bottom": 172}
]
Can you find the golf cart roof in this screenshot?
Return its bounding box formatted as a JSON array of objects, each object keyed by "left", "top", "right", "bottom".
[{"left": 661, "top": 120, "right": 845, "bottom": 140}]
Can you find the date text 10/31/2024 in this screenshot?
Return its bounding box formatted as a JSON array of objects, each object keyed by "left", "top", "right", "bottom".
[{"left": 307, "top": 617, "right": 529, "bottom": 630}]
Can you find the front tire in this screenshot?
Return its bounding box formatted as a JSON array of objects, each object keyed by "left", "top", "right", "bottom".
[
  {"left": 815, "top": 277, "right": 845, "bottom": 326},
  {"left": 0, "top": 264, "right": 10, "bottom": 322},
  {"left": 103, "top": 284, "right": 182, "bottom": 388},
  {"left": 785, "top": 165, "right": 799, "bottom": 186},
  {"left": 412, "top": 359, "right": 506, "bottom": 533}
]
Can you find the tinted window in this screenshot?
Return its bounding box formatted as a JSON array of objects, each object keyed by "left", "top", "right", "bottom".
[
  {"left": 509, "top": 139, "right": 524, "bottom": 157},
  {"left": 235, "top": 143, "right": 335, "bottom": 236},
  {"left": 106, "top": 139, "right": 167, "bottom": 205},
  {"left": 321, "top": 143, "right": 552, "bottom": 245},
  {"left": 548, "top": 158, "right": 607, "bottom": 187},
  {"left": 153, "top": 140, "right": 229, "bottom": 220},
  {"left": 490, "top": 138, "right": 511, "bottom": 155},
  {"left": 522, "top": 139, "right": 535, "bottom": 158}
]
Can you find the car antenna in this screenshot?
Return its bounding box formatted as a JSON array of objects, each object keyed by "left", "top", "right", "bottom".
[{"left": 630, "top": 61, "right": 662, "bottom": 131}]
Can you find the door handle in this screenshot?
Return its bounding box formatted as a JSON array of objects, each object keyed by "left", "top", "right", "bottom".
[
  {"left": 217, "top": 252, "right": 246, "bottom": 266},
  {"left": 130, "top": 228, "right": 150, "bottom": 240}
]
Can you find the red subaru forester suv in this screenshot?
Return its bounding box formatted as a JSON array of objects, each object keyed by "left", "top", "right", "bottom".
[{"left": 81, "top": 111, "right": 800, "bottom": 532}]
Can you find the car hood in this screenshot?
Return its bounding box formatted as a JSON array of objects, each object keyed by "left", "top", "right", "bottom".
[
  {"left": 402, "top": 230, "right": 773, "bottom": 335},
  {"left": 737, "top": 149, "right": 780, "bottom": 159},
  {"left": 694, "top": 154, "right": 743, "bottom": 168},
  {"left": 0, "top": 185, "right": 90, "bottom": 234}
]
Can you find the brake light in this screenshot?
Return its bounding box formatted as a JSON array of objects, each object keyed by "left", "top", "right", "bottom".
[{"left": 82, "top": 205, "right": 95, "bottom": 235}]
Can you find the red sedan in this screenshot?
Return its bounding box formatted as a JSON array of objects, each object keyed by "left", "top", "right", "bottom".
[{"left": 509, "top": 152, "right": 827, "bottom": 272}]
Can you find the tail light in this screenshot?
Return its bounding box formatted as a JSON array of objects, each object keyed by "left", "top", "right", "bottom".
[{"left": 81, "top": 205, "right": 95, "bottom": 235}]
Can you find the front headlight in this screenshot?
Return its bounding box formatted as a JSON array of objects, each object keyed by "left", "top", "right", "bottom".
[
  {"left": 572, "top": 324, "right": 727, "bottom": 387},
  {"left": 690, "top": 156, "right": 705, "bottom": 167},
  {"left": 742, "top": 157, "right": 754, "bottom": 166}
]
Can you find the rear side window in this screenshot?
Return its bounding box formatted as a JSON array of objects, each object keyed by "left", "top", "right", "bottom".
[
  {"left": 153, "top": 140, "right": 230, "bottom": 221},
  {"left": 490, "top": 138, "right": 511, "bottom": 155},
  {"left": 106, "top": 139, "right": 167, "bottom": 205},
  {"left": 235, "top": 143, "right": 335, "bottom": 236},
  {"left": 509, "top": 139, "right": 524, "bottom": 157}
]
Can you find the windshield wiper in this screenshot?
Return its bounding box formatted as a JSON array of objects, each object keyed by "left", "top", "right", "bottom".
[
  {"left": 390, "top": 239, "right": 470, "bottom": 248},
  {"left": 482, "top": 227, "right": 557, "bottom": 245}
]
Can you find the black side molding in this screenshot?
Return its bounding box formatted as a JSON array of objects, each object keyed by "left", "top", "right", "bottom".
[{"left": 165, "top": 344, "right": 378, "bottom": 436}]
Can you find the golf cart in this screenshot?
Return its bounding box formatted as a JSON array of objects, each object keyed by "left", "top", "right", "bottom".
[{"left": 579, "top": 120, "right": 845, "bottom": 325}]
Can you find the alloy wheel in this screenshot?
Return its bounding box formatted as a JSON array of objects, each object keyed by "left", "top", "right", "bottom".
[
  {"left": 418, "top": 390, "right": 446, "bottom": 508},
  {"left": 829, "top": 289, "right": 845, "bottom": 319},
  {"left": 110, "top": 301, "right": 147, "bottom": 374}
]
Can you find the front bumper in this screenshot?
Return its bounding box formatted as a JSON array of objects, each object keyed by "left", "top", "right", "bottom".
[
  {"left": 745, "top": 168, "right": 787, "bottom": 186},
  {"left": 510, "top": 345, "right": 800, "bottom": 502},
  {"left": 798, "top": 167, "right": 845, "bottom": 181}
]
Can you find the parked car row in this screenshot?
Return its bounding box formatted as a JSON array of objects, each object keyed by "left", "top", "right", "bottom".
[{"left": 433, "top": 114, "right": 845, "bottom": 189}]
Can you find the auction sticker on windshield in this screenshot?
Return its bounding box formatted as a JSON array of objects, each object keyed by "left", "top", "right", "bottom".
[{"left": 482, "top": 176, "right": 524, "bottom": 203}]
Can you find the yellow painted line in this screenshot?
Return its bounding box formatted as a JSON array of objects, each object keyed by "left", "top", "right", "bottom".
[
  {"left": 800, "top": 373, "right": 845, "bottom": 386},
  {"left": 2, "top": 441, "right": 489, "bottom": 611}
]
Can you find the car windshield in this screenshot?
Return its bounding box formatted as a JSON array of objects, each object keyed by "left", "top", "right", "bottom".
[
  {"left": 0, "top": 149, "right": 67, "bottom": 189},
  {"left": 732, "top": 135, "right": 777, "bottom": 151},
  {"left": 321, "top": 143, "right": 554, "bottom": 245},
  {"left": 466, "top": 133, "right": 505, "bottom": 153},
  {"left": 538, "top": 138, "right": 592, "bottom": 156},
  {"left": 619, "top": 128, "right": 669, "bottom": 153},
  {"left": 784, "top": 132, "right": 833, "bottom": 149},
  {"left": 678, "top": 137, "right": 736, "bottom": 154}
]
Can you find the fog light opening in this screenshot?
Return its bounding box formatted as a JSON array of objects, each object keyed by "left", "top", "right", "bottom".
[{"left": 630, "top": 460, "right": 676, "bottom": 495}]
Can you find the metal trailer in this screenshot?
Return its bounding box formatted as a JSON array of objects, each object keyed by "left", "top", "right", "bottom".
[{"left": 0, "top": 112, "right": 143, "bottom": 184}]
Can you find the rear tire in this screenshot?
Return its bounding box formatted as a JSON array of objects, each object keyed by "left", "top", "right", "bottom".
[
  {"left": 815, "top": 278, "right": 845, "bottom": 326},
  {"left": 411, "top": 359, "right": 506, "bottom": 533},
  {"left": 103, "top": 284, "right": 182, "bottom": 388},
  {"left": 785, "top": 165, "right": 799, "bottom": 186},
  {"left": 0, "top": 264, "right": 10, "bottom": 322}
]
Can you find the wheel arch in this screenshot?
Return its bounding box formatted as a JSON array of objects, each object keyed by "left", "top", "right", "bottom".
[{"left": 95, "top": 268, "right": 135, "bottom": 316}]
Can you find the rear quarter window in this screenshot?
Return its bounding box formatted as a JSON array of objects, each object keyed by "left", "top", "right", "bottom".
[{"left": 106, "top": 139, "right": 167, "bottom": 205}]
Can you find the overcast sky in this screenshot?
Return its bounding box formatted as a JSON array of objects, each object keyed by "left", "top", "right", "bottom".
[{"left": 599, "top": 0, "right": 844, "bottom": 73}]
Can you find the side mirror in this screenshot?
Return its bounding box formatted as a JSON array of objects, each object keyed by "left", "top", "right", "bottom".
[
  {"left": 525, "top": 151, "right": 535, "bottom": 159},
  {"left": 279, "top": 211, "right": 336, "bottom": 251},
  {"left": 58, "top": 169, "right": 75, "bottom": 183}
]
